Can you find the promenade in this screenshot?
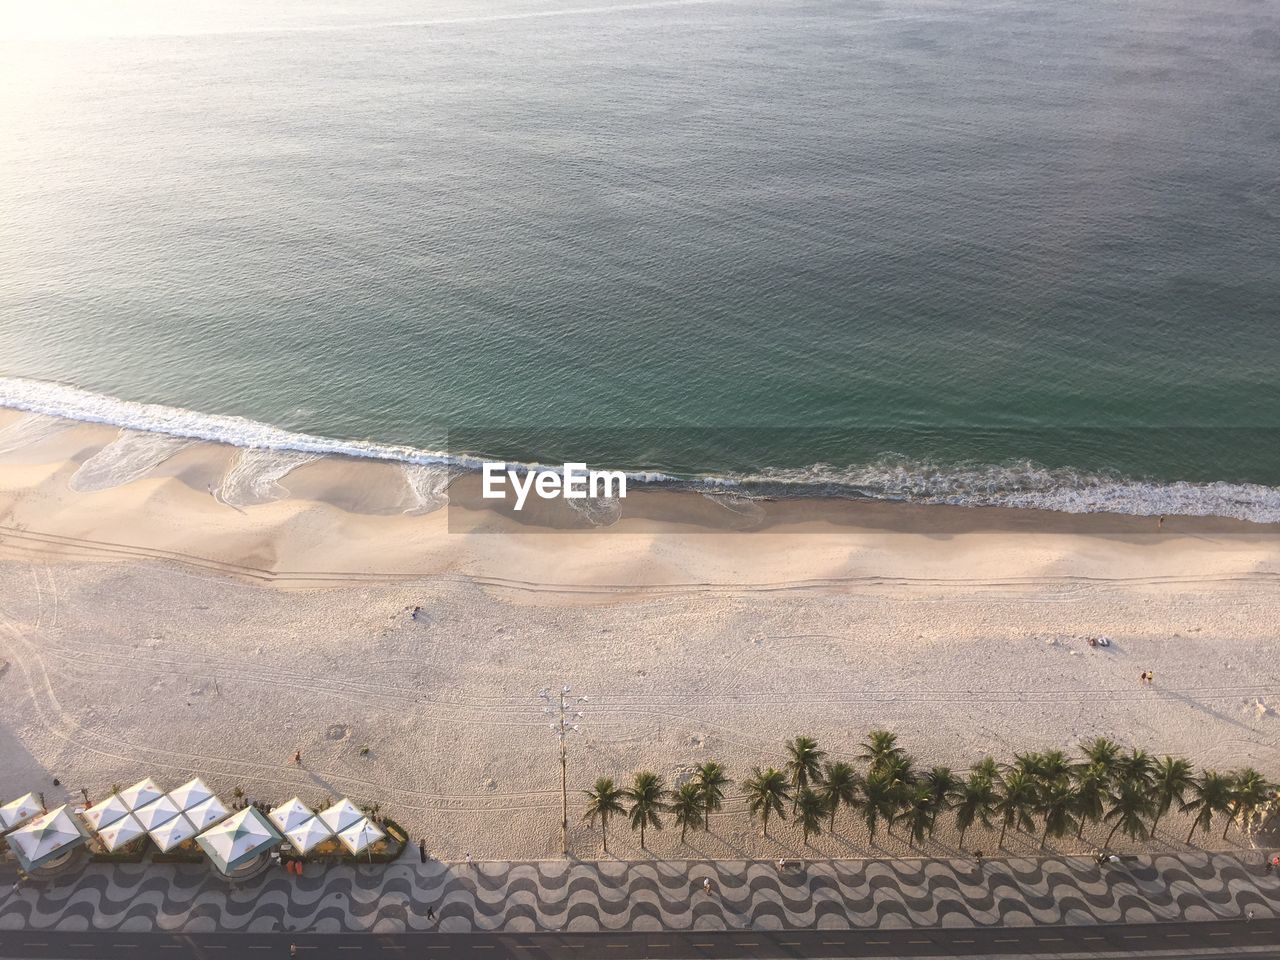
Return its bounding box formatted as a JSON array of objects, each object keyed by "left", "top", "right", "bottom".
[{"left": 2, "top": 852, "right": 1276, "bottom": 935}]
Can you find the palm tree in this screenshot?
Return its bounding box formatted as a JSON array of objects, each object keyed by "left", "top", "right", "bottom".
[
  {"left": 1181, "top": 769, "right": 1234, "bottom": 844},
  {"left": 582, "top": 777, "right": 626, "bottom": 854},
  {"left": 1149, "top": 757, "right": 1194, "bottom": 835},
  {"left": 859, "top": 730, "right": 905, "bottom": 778},
  {"left": 1079, "top": 737, "right": 1122, "bottom": 783},
  {"left": 670, "top": 782, "right": 705, "bottom": 843},
  {"left": 819, "top": 761, "right": 860, "bottom": 832},
  {"left": 895, "top": 783, "right": 936, "bottom": 848},
  {"left": 1037, "top": 750, "right": 1072, "bottom": 784},
  {"left": 857, "top": 772, "right": 899, "bottom": 843},
  {"left": 785, "top": 736, "right": 826, "bottom": 810},
  {"left": 1070, "top": 763, "right": 1109, "bottom": 840},
  {"left": 971, "top": 756, "right": 1001, "bottom": 782},
  {"left": 743, "top": 767, "right": 790, "bottom": 838},
  {"left": 1113, "top": 748, "right": 1156, "bottom": 789},
  {"left": 1013, "top": 751, "right": 1047, "bottom": 779},
  {"left": 794, "top": 787, "right": 828, "bottom": 845},
  {"left": 994, "top": 770, "right": 1038, "bottom": 848},
  {"left": 922, "top": 767, "right": 958, "bottom": 838},
  {"left": 1224, "top": 768, "right": 1275, "bottom": 839},
  {"left": 951, "top": 772, "right": 996, "bottom": 849},
  {"left": 1036, "top": 779, "right": 1078, "bottom": 849},
  {"left": 1103, "top": 777, "right": 1155, "bottom": 848},
  {"left": 624, "top": 771, "right": 667, "bottom": 850},
  {"left": 694, "top": 761, "right": 731, "bottom": 834}
]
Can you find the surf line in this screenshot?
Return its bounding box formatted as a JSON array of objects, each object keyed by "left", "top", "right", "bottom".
[{"left": 482, "top": 462, "right": 627, "bottom": 511}]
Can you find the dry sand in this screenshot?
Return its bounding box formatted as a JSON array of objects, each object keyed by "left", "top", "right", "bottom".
[{"left": 1, "top": 409, "right": 1278, "bottom": 860}]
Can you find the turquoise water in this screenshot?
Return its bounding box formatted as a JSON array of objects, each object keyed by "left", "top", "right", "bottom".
[{"left": 2, "top": 0, "right": 1279, "bottom": 517}]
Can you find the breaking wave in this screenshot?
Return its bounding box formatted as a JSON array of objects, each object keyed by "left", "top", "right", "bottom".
[{"left": 4, "top": 376, "right": 1280, "bottom": 522}]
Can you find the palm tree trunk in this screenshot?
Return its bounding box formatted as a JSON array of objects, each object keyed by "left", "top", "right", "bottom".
[
  {"left": 602, "top": 819, "right": 609, "bottom": 855},
  {"left": 958, "top": 822, "right": 968, "bottom": 850},
  {"left": 803, "top": 823, "right": 810, "bottom": 845},
  {"left": 1149, "top": 810, "right": 1162, "bottom": 836},
  {"left": 998, "top": 819, "right": 1008, "bottom": 849},
  {"left": 1076, "top": 817, "right": 1085, "bottom": 840},
  {"left": 1104, "top": 819, "right": 1121, "bottom": 849},
  {"left": 762, "top": 809, "right": 770, "bottom": 838},
  {"left": 640, "top": 822, "right": 646, "bottom": 850},
  {"left": 681, "top": 821, "right": 687, "bottom": 843},
  {"left": 1223, "top": 817, "right": 1233, "bottom": 839},
  {"left": 1187, "top": 819, "right": 1198, "bottom": 845},
  {"left": 1039, "top": 822, "right": 1049, "bottom": 849},
  {"left": 830, "top": 808, "right": 837, "bottom": 833}
]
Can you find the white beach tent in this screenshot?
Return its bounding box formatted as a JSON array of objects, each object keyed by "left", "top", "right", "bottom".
[
  {"left": 7, "top": 805, "right": 89, "bottom": 872},
  {"left": 82, "top": 793, "right": 131, "bottom": 832},
  {"left": 185, "top": 795, "right": 230, "bottom": 832},
  {"left": 132, "top": 794, "right": 182, "bottom": 832},
  {"left": 268, "top": 797, "right": 314, "bottom": 833},
  {"left": 150, "top": 814, "right": 199, "bottom": 853},
  {"left": 337, "top": 818, "right": 385, "bottom": 856},
  {"left": 97, "top": 813, "right": 147, "bottom": 852},
  {"left": 283, "top": 816, "right": 333, "bottom": 855},
  {"left": 0, "top": 793, "right": 42, "bottom": 832},
  {"left": 195, "top": 807, "right": 282, "bottom": 875},
  {"left": 168, "top": 778, "right": 215, "bottom": 812},
  {"left": 317, "top": 799, "right": 363, "bottom": 834},
  {"left": 118, "top": 778, "right": 165, "bottom": 812}
]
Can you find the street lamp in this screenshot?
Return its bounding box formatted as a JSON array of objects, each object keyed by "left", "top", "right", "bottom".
[{"left": 539, "top": 684, "right": 588, "bottom": 856}]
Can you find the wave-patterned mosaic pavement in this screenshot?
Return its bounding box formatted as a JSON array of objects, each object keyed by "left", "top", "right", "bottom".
[{"left": 2, "top": 854, "right": 1278, "bottom": 934}]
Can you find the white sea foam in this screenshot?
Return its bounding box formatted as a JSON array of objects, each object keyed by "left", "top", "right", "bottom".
[
  {"left": 69, "top": 431, "right": 195, "bottom": 492},
  {"left": 217, "top": 448, "right": 320, "bottom": 507},
  {"left": 402, "top": 464, "right": 456, "bottom": 515},
  {"left": 0, "top": 412, "right": 72, "bottom": 455},
  {"left": 4, "top": 376, "right": 1279, "bottom": 522}
]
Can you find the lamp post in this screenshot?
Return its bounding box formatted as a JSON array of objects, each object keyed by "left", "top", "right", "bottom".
[{"left": 540, "top": 685, "right": 587, "bottom": 856}]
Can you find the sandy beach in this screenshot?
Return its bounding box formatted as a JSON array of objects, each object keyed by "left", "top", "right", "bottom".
[{"left": 1, "top": 409, "right": 1278, "bottom": 860}]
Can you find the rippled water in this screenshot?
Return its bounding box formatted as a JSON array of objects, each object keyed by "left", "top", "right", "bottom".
[{"left": 1, "top": 0, "right": 1278, "bottom": 516}]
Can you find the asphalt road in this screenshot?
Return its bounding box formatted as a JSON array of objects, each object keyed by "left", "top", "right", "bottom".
[{"left": 2, "top": 919, "right": 1278, "bottom": 960}]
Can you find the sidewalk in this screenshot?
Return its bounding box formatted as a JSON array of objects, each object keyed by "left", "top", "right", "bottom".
[{"left": 1, "top": 853, "right": 1277, "bottom": 934}]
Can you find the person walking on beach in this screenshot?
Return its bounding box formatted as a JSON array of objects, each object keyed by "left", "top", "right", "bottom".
[
  {"left": 465, "top": 852, "right": 473, "bottom": 866},
  {"left": 1158, "top": 515, "right": 1165, "bottom": 529},
  {"left": 293, "top": 750, "right": 302, "bottom": 765}
]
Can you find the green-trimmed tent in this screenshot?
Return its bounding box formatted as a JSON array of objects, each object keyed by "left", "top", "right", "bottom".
[
  {"left": 195, "top": 807, "right": 281, "bottom": 875},
  {"left": 7, "top": 805, "right": 90, "bottom": 871}
]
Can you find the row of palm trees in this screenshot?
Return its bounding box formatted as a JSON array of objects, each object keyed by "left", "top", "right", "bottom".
[{"left": 581, "top": 732, "right": 1278, "bottom": 853}]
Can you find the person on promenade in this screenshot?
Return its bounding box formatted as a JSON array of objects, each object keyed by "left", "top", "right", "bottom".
[
  {"left": 465, "top": 853, "right": 474, "bottom": 866},
  {"left": 427, "top": 906, "right": 436, "bottom": 923},
  {"left": 702, "top": 877, "right": 713, "bottom": 895}
]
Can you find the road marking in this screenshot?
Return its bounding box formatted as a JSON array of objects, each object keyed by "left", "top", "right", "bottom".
[
  {"left": 1123, "top": 935, "right": 1146, "bottom": 940},
  {"left": 693, "top": 943, "right": 715, "bottom": 948},
  {"left": 1210, "top": 932, "right": 1231, "bottom": 937},
  {"left": 1082, "top": 936, "right": 1104, "bottom": 941},
  {"left": 1167, "top": 934, "right": 1190, "bottom": 939},
  {"left": 1039, "top": 937, "right": 1063, "bottom": 942},
  {"left": 953, "top": 939, "right": 975, "bottom": 943},
  {"left": 909, "top": 939, "right": 929, "bottom": 944}
]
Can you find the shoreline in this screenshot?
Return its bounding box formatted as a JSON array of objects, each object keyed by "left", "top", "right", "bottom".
[{"left": 2, "top": 408, "right": 1279, "bottom": 592}]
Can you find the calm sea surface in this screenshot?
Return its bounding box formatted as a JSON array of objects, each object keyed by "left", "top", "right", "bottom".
[{"left": 2, "top": 0, "right": 1279, "bottom": 515}]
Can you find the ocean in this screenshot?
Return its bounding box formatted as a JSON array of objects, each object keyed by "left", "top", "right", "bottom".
[{"left": 2, "top": 0, "right": 1279, "bottom": 519}]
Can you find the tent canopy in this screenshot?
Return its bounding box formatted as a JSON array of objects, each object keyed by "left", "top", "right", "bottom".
[
  {"left": 0, "top": 793, "right": 42, "bottom": 832},
  {"left": 132, "top": 795, "right": 181, "bottom": 831},
  {"left": 185, "top": 795, "right": 230, "bottom": 831},
  {"left": 169, "top": 778, "right": 214, "bottom": 812},
  {"left": 269, "top": 797, "right": 314, "bottom": 833},
  {"left": 196, "top": 807, "right": 281, "bottom": 875},
  {"left": 337, "top": 817, "right": 385, "bottom": 855},
  {"left": 317, "top": 799, "right": 363, "bottom": 834},
  {"left": 7, "top": 805, "right": 89, "bottom": 871},
  {"left": 150, "top": 814, "right": 198, "bottom": 852},
  {"left": 284, "top": 816, "right": 333, "bottom": 854},
  {"left": 119, "top": 778, "right": 164, "bottom": 811},
  {"left": 97, "top": 813, "right": 146, "bottom": 852},
  {"left": 82, "top": 794, "right": 131, "bottom": 832}
]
